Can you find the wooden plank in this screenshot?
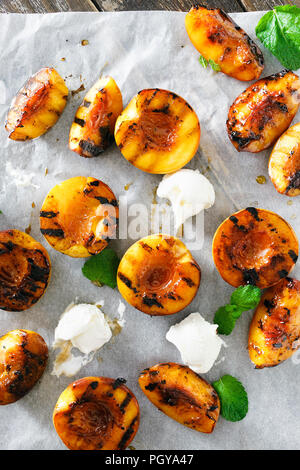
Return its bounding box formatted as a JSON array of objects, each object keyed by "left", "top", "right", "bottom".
[
  {"left": 0, "top": 0, "right": 97, "bottom": 13},
  {"left": 240, "top": 0, "right": 296, "bottom": 11},
  {"left": 92, "top": 1, "right": 244, "bottom": 12}
]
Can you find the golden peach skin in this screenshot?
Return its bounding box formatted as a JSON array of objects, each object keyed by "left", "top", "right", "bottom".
[
  {"left": 69, "top": 76, "right": 123, "bottom": 158},
  {"left": 115, "top": 88, "right": 200, "bottom": 174},
  {"left": 269, "top": 122, "right": 300, "bottom": 197},
  {"left": 53, "top": 376, "right": 140, "bottom": 450},
  {"left": 139, "top": 363, "right": 220, "bottom": 433},
  {"left": 227, "top": 70, "right": 300, "bottom": 152},
  {"left": 0, "top": 329, "right": 48, "bottom": 405},
  {"left": 117, "top": 234, "right": 201, "bottom": 315},
  {"left": 0, "top": 229, "right": 51, "bottom": 311},
  {"left": 5, "top": 67, "right": 68, "bottom": 140},
  {"left": 185, "top": 5, "right": 264, "bottom": 81},
  {"left": 249, "top": 278, "right": 300, "bottom": 368},
  {"left": 40, "top": 176, "right": 118, "bottom": 258},
  {"left": 212, "top": 207, "right": 298, "bottom": 289}
]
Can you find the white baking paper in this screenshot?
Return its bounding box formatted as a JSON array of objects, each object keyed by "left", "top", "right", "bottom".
[{"left": 0, "top": 11, "right": 299, "bottom": 450}]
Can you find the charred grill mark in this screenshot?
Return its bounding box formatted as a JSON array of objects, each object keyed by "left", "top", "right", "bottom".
[
  {"left": 246, "top": 207, "right": 261, "bottom": 221},
  {"left": 89, "top": 381, "right": 98, "bottom": 390},
  {"left": 182, "top": 277, "right": 195, "bottom": 287},
  {"left": 264, "top": 298, "right": 275, "bottom": 315},
  {"left": 286, "top": 171, "right": 300, "bottom": 192},
  {"left": 118, "top": 273, "right": 138, "bottom": 293},
  {"left": 28, "top": 258, "right": 49, "bottom": 283},
  {"left": 79, "top": 139, "right": 103, "bottom": 156},
  {"left": 117, "top": 415, "right": 138, "bottom": 450},
  {"left": 74, "top": 117, "right": 85, "bottom": 127},
  {"left": 40, "top": 211, "right": 58, "bottom": 218},
  {"left": 112, "top": 377, "right": 127, "bottom": 390},
  {"left": 145, "top": 382, "right": 158, "bottom": 391},
  {"left": 40, "top": 228, "right": 64, "bottom": 238},
  {"left": 278, "top": 269, "right": 288, "bottom": 278},
  {"left": 229, "top": 216, "right": 247, "bottom": 232},
  {"left": 99, "top": 125, "right": 114, "bottom": 147},
  {"left": 89, "top": 180, "right": 99, "bottom": 186},
  {"left": 288, "top": 250, "right": 298, "bottom": 263},
  {"left": 119, "top": 392, "right": 132, "bottom": 414},
  {"left": 142, "top": 296, "right": 163, "bottom": 308},
  {"left": 139, "top": 242, "right": 152, "bottom": 253},
  {"left": 3, "top": 241, "right": 14, "bottom": 251},
  {"left": 95, "top": 196, "right": 118, "bottom": 207},
  {"left": 229, "top": 130, "right": 260, "bottom": 149},
  {"left": 243, "top": 268, "right": 259, "bottom": 285}
]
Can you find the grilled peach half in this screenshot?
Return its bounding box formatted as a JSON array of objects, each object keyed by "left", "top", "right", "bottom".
[
  {"left": 227, "top": 70, "right": 300, "bottom": 152},
  {"left": 185, "top": 5, "right": 264, "bottom": 81},
  {"left": 115, "top": 88, "right": 200, "bottom": 174},
  {"left": 117, "top": 234, "right": 201, "bottom": 316},
  {"left": 0, "top": 329, "right": 48, "bottom": 405},
  {"left": 0, "top": 229, "right": 51, "bottom": 311},
  {"left": 139, "top": 363, "right": 220, "bottom": 433},
  {"left": 212, "top": 208, "right": 298, "bottom": 289},
  {"left": 5, "top": 67, "right": 68, "bottom": 141},
  {"left": 249, "top": 278, "right": 300, "bottom": 368},
  {"left": 53, "top": 377, "right": 140, "bottom": 450},
  {"left": 69, "top": 76, "right": 123, "bottom": 158},
  {"left": 40, "top": 176, "right": 118, "bottom": 258},
  {"left": 269, "top": 122, "right": 300, "bottom": 197}
]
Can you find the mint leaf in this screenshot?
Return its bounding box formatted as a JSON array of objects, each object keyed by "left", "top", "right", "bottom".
[
  {"left": 199, "top": 55, "right": 208, "bottom": 68},
  {"left": 213, "top": 375, "right": 248, "bottom": 422},
  {"left": 82, "top": 248, "right": 119, "bottom": 289},
  {"left": 256, "top": 5, "right": 300, "bottom": 70},
  {"left": 230, "top": 285, "right": 261, "bottom": 311},
  {"left": 209, "top": 59, "right": 221, "bottom": 72},
  {"left": 214, "top": 304, "right": 242, "bottom": 335}
]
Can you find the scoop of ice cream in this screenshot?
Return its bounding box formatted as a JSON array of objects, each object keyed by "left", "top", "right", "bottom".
[
  {"left": 166, "top": 312, "right": 224, "bottom": 373},
  {"left": 157, "top": 169, "right": 215, "bottom": 232}
]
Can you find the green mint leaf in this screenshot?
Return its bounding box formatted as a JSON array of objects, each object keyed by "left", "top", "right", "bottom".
[
  {"left": 199, "top": 54, "right": 208, "bottom": 68},
  {"left": 208, "top": 59, "right": 221, "bottom": 72},
  {"left": 256, "top": 5, "right": 300, "bottom": 70},
  {"left": 213, "top": 375, "right": 248, "bottom": 422},
  {"left": 82, "top": 247, "right": 120, "bottom": 289},
  {"left": 230, "top": 285, "right": 261, "bottom": 311},
  {"left": 0, "top": 210, "right": 2, "bottom": 214},
  {"left": 214, "top": 304, "right": 242, "bottom": 335}
]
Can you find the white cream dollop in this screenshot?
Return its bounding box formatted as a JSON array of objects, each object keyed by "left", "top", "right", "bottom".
[
  {"left": 166, "top": 312, "right": 224, "bottom": 374},
  {"left": 52, "top": 303, "right": 112, "bottom": 377},
  {"left": 157, "top": 169, "right": 215, "bottom": 232}
]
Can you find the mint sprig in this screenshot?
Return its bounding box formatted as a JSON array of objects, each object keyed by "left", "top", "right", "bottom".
[
  {"left": 214, "top": 285, "right": 261, "bottom": 335},
  {"left": 256, "top": 6, "right": 300, "bottom": 70},
  {"left": 213, "top": 375, "right": 248, "bottom": 422},
  {"left": 82, "top": 247, "right": 120, "bottom": 289},
  {"left": 199, "top": 55, "right": 221, "bottom": 72}
]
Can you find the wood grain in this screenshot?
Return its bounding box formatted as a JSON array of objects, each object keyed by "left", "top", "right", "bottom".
[
  {"left": 0, "top": 0, "right": 295, "bottom": 13},
  {"left": 240, "top": 0, "right": 297, "bottom": 11},
  {"left": 92, "top": 1, "right": 244, "bottom": 12},
  {"left": 0, "top": 0, "right": 97, "bottom": 13}
]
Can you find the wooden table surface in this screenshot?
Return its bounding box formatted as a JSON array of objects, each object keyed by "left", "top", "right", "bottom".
[{"left": 0, "top": 0, "right": 298, "bottom": 14}]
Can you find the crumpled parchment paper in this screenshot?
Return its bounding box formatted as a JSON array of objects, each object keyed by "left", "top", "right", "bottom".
[{"left": 0, "top": 10, "right": 299, "bottom": 450}]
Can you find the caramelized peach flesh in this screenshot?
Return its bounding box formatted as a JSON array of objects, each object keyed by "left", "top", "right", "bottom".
[
  {"left": 0, "top": 329, "right": 48, "bottom": 405},
  {"left": 115, "top": 88, "right": 200, "bottom": 174},
  {"left": 269, "top": 122, "right": 300, "bottom": 197},
  {"left": 212, "top": 208, "right": 298, "bottom": 288},
  {"left": 117, "top": 234, "right": 201, "bottom": 315},
  {"left": 139, "top": 363, "right": 220, "bottom": 433},
  {"left": 0, "top": 229, "right": 51, "bottom": 311},
  {"left": 249, "top": 278, "right": 300, "bottom": 368},
  {"left": 53, "top": 377, "right": 140, "bottom": 450},
  {"left": 185, "top": 5, "right": 264, "bottom": 81},
  {"left": 40, "top": 176, "right": 118, "bottom": 258}
]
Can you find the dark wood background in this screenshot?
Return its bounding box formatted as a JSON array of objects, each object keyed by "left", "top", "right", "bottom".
[{"left": 0, "top": 0, "right": 298, "bottom": 14}]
